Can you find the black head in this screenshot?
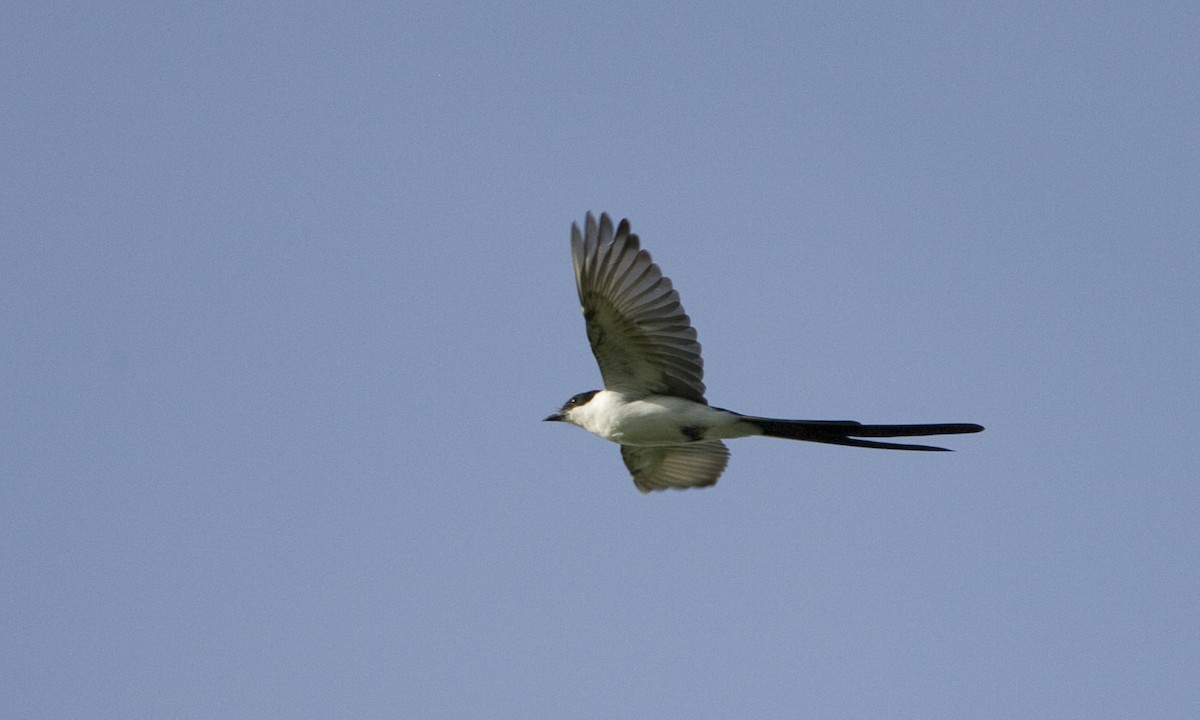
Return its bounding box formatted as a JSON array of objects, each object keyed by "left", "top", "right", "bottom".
[{"left": 544, "top": 389, "right": 600, "bottom": 422}]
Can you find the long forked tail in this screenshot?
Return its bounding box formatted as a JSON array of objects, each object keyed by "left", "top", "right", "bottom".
[{"left": 742, "top": 417, "right": 985, "bottom": 451}]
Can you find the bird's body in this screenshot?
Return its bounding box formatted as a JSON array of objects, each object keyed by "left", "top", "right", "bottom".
[
  {"left": 563, "top": 390, "right": 751, "bottom": 446},
  {"left": 546, "top": 212, "right": 983, "bottom": 492}
]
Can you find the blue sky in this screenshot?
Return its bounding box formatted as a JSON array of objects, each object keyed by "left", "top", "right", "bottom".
[{"left": 3, "top": 2, "right": 1198, "bottom": 718}]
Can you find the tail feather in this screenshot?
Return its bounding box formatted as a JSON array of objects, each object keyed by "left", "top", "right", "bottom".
[{"left": 742, "top": 417, "right": 984, "bottom": 452}]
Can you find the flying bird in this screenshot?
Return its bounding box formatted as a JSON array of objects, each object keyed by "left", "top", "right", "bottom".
[{"left": 545, "top": 212, "right": 984, "bottom": 493}]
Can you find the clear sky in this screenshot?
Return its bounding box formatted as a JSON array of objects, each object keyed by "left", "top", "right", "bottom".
[{"left": 3, "top": 2, "right": 1198, "bottom": 718}]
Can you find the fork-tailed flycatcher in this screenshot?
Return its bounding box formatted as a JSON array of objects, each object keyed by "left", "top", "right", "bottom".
[{"left": 545, "top": 212, "right": 984, "bottom": 493}]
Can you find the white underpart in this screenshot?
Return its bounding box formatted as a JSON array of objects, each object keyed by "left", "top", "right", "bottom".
[{"left": 565, "top": 390, "right": 759, "bottom": 446}]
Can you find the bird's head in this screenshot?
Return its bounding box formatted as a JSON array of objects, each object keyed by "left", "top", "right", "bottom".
[{"left": 544, "top": 389, "right": 601, "bottom": 424}]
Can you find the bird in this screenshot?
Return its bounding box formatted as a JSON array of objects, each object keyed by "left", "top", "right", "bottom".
[{"left": 545, "top": 212, "right": 984, "bottom": 493}]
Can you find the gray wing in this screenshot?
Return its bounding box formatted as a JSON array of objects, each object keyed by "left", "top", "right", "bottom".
[
  {"left": 620, "top": 442, "right": 730, "bottom": 493},
  {"left": 572, "top": 212, "right": 706, "bottom": 403}
]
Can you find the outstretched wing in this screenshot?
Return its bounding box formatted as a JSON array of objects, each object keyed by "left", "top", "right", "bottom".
[
  {"left": 620, "top": 442, "right": 730, "bottom": 493},
  {"left": 572, "top": 212, "right": 706, "bottom": 403}
]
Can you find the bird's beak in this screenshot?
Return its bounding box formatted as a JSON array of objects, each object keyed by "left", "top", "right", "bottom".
[{"left": 544, "top": 412, "right": 564, "bottom": 422}]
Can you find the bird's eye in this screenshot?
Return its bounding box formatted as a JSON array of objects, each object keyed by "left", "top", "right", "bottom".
[{"left": 569, "top": 390, "right": 599, "bottom": 407}]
